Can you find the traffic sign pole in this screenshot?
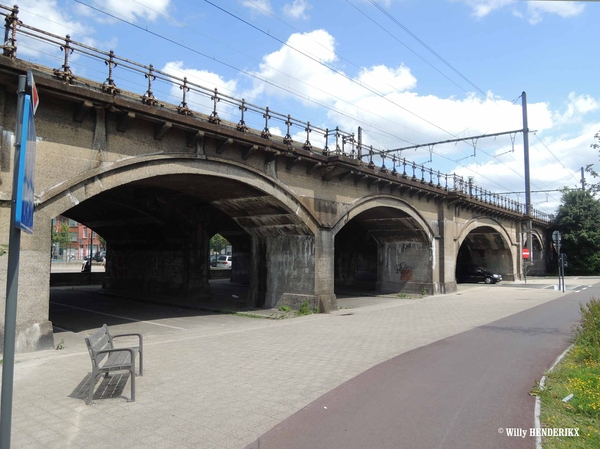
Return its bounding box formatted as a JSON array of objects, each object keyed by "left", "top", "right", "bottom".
[
  {"left": 552, "top": 231, "right": 562, "bottom": 293},
  {"left": 0, "top": 74, "right": 26, "bottom": 449}
]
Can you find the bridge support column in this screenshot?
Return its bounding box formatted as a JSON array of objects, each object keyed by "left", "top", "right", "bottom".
[
  {"left": 0, "top": 209, "right": 55, "bottom": 353},
  {"left": 228, "top": 234, "right": 251, "bottom": 285},
  {"left": 104, "top": 224, "right": 212, "bottom": 305},
  {"left": 248, "top": 230, "right": 336, "bottom": 312},
  {"left": 438, "top": 204, "right": 458, "bottom": 294},
  {"left": 314, "top": 229, "right": 336, "bottom": 312},
  {"left": 375, "top": 241, "right": 433, "bottom": 295}
]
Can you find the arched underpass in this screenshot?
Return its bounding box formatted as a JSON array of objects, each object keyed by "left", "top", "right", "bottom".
[
  {"left": 525, "top": 232, "right": 546, "bottom": 276},
  {"left": 456, "top": 225, "right": 514, "bottom": 282},
  {"left": 334, "top": 206, "right": 433, "bottom": 296},
  {"left": 51, "top": 173, "right": 314, "bottom": 312}
]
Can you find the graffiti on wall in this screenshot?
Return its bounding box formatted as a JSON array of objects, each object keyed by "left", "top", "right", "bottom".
[{"left": 395, "top": 262, "right": 414, "bottom": 281}]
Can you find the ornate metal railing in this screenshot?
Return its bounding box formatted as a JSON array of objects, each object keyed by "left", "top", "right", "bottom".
[{"left": 0, "top": 4, "right": 553, "bottom": 223}]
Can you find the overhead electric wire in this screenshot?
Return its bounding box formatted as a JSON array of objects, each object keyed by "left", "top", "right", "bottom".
[
  {"left": 236, "top": 0, "right": 431, "bottom": 103},
  {"left": 202, "top": 0, "right": 466, "bottom": 140},
  {"left": 533, "top": 133, "right": 581, "bottom": 183},
  {"left": 367, "top": 0, "right": 487, "bottom": 98},
  {"left": 71, "top": 0, "right": 426, "bottom": 146},
  {"left": 70, "top": 0, "right": 536, "bottom": 194},
  {"left": 61, "top": 0, "right": 571, "bottom": 200}
]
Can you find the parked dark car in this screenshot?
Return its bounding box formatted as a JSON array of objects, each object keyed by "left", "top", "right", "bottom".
[
  {"left": 93, "top": 251, "right": 105, "bottom": 262},
  {"left": 456, "top": 264, "right": 502, "bottom": 284},
  {"left": 82, "top": 251, "right": 106, "bottom": 271}
]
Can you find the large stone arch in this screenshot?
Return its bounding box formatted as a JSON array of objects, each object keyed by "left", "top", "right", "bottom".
[
  {"left": 525, "top": 228, "right": 547, "bottom": 276},
  {"left": 456, "top": 217, "right": 516, "bottom": 281},
  {"left": 457, "top": 217, "right": 515, "bottom": 249},
  {"left": 331, "top": 196, "right": 435, "bottom": 241},
  {"left": 330, "top": 196, "right": 435, "bottom": 295},
  {"left": 37, "top": 155, "right": 320, "bottom": 235},
  {"left": 11, "top": 156, "right": 331, "bottom": 353}
]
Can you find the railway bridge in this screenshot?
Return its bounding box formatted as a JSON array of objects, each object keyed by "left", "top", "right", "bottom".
[{"left": 0, "top": 8, "right": 551, "bottom": 352}]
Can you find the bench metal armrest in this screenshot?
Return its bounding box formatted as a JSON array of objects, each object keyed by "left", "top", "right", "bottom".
[
  {"left": 94, "top": 347, "right": 137, "bottom": 359},
  {"left": 111, "top": 333, "right": 143, "bottom": 349}
]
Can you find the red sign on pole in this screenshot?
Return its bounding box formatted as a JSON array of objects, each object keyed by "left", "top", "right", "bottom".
[{"left": 522, "top": 248, "right": 530, "bottom": 259}]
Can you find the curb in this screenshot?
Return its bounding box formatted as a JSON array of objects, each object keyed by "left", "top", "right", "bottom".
[{"left": 534, "top": 343, "right": 574, "bottom": 449}]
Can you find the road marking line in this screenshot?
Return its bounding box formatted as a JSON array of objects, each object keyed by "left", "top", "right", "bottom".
[{"left": 50, "top": 302, "right": 185, "bottom": 330}]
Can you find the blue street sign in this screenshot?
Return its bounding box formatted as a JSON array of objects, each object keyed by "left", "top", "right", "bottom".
[{"left": 14, "top": 94, "right": 36, "bottom": 234}]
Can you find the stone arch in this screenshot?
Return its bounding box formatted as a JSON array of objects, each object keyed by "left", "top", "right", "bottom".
[
  {"left": 36, "top": 155, "right": 320, "bottom": 236},
  {"left": 526, "top": 228, "right": 547, "bottom": 276},
  {"left": 456, "top": 217, "right": 514, "bottom": 249},
  {"left": 27, "top": 156, "right": 331, "bottom": 326},
  {"left": 331, "top": 195, "right": 434, "bottom": 241},
  {"left": 330, "top": 196, "right": 435, "bottom": 295},
  {"left": 455, "top": 217, "right": 515, "bottom": 281}
]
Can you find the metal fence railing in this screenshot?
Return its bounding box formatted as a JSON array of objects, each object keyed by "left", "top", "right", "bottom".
[{"left": 0, "top": 4, "right": 553, "bottom": 223}]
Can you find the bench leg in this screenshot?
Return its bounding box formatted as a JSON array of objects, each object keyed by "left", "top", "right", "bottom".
[
  {"left": 87, "top": 373, "right": 97, "bottom": 405},
  {"left": 139, "top": 351, "right": 143, "bottom": 376},
  {"left": 129, "top": 360, "right": 136, "bottom": 402}
]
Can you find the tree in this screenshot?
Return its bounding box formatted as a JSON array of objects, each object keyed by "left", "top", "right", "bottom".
[
  {"left": 52, "top": 222, "right": 70, "bottom": 258},
  {"left": 553, "top": 189, "right": 600, "bottom": 275},
  {"left": 588, "top": 131, "right": 600, "bottom": 194},
  {"left": 210, "top": 233, "right": 229, "bottom": 254},
  {"left": 97, "top": 234, "right": 106, "bottom": 250}
]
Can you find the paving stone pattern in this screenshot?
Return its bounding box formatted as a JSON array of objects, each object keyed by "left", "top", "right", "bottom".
[{"left": 3, "top": 282, "right": 587, "bottom": 449}]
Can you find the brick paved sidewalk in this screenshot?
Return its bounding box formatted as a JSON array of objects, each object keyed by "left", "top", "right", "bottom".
[{"left": 2, "top": 280, "right": 596, "bottom": 449}]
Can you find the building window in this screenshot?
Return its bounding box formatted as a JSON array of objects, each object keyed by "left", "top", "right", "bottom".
[{"left": 83, "top": 228, "right": 88, "bottom": 238}]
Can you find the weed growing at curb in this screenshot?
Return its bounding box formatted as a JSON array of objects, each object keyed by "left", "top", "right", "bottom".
[
  {"left": 55, "top": 339, "right": 64, "bottom": 350},
  {"left": 234, "top": 312, "right": 269, "bottom": 319},
  {"left": 278, "top": 305, "right": 292, "bottom": 313},
  {"left": 297, "top": 301, "right": 313, "bottom": 316},
  {"left": 534, "top": 298, "right": 600, "bottom": 448}
]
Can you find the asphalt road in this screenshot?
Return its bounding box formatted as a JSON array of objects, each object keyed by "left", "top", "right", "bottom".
[{"left": 245, "top": 284, "right": 600, "bottom": 449}]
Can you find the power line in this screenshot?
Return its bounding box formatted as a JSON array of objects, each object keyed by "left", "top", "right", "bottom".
[
  {"left": 70, "top": 0, "right": 423, "bottom": 146},
  {"left": 202, "top": 0, "right": 463, "bottom": 139},
  {"left": 367, "top": 0, "right": 488, "bottom": 98},
  {"left": 344, "top": 0, "right": 479, "bottom": 100},
  {"left": 64, "top": 1, "right": 555, "bottom": 197}
]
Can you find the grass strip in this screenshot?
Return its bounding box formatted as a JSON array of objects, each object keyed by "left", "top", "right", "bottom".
[{"left": 534, "top": 298, "right": 600, "bottom": 448}]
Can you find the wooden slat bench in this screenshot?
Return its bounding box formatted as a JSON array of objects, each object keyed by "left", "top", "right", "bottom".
[{"left": 84, "top": 324, "right": 143, "bottom": 404}]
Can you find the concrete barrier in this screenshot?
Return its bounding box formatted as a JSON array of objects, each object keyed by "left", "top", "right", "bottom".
[{"left": 50, "top": 272, "right": 105, "bottom": 286}]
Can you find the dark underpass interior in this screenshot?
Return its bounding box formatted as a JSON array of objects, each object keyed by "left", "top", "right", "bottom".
[
  {"left": 334, "top": 207, "right": 431, "bottom": 295},
  {"left": 54, "top": 174, "right": 293, "bottom": 308},
  {"left": 456, "top": 226, "right": 513, "bottom": 282}
]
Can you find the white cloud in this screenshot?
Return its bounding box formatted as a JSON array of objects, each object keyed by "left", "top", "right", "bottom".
[
  {"left": 451, "top": 0, "right": 513, "bottom": 18},
  {"left": 527, "top": 1, "right": 584, "bottom": 24},
  {"left": 283, "top": 0, "right": 311, "bottom": 20},
  {"left": 10, "top": 0, "right": 94, "bottom": 58},
  {"left": 554, "top": 92, "right": 600, "bottom": 125},
  {"left": 80, "top": 0, "right": 170, "bottom": 22},
  {"left": 241, "top": 0, "right": 273, "bottom": 15},
  {"left": 162, "top": 61, "right": 239, "bottom": 121},
  {"left": 244, "top": 28, "right": 599, "bottom": 214},
  {"left": 250, "top": 30, "right": 417, "bottom": 112},
  {"left": 451, "top": 0, "right": 585, "bottom": 23}
]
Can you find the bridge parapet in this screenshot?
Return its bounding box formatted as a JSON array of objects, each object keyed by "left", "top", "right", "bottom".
[{"left": 0, "top": 3, "right": 552, "bottom": 224}]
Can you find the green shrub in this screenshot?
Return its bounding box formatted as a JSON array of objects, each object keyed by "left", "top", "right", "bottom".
[
  {"left": 278, "top": 305, "right": 291, "bottom": 313},
  {"left": 574, "top": 298, "right": 600, "bottom": 361}
]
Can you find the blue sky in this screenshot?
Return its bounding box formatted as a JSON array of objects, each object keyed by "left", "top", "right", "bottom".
[{"left": 14, "top": 0, "right": 600, "bottom": 213}]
